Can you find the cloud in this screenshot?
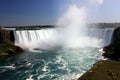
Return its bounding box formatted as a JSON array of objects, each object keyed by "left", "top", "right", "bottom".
[
  {"left": 96, "top": 0, "right": 104, "bottom": 5},
  {"left": 88, "top": 0, "right": 104, "bottom": 5}
]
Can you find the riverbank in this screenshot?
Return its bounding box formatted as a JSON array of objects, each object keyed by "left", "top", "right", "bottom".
[
  {"left": 78, "top": 60, "right": 120, "bottom": 80},
  {"left": 0, "top": 42, "right": 23, "bottom": 56}
]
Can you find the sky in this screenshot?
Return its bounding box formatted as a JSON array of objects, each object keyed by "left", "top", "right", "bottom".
[{"left": 0, "top": 0, "right": 120, "bottom": 26}]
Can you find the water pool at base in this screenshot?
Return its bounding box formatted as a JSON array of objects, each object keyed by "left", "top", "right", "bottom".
[{"left": 0, "top": 47, "right": 102, "bottom": 80}]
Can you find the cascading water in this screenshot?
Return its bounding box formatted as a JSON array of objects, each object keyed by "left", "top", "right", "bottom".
[
  {"left": 14, "top": 28, "right": 114, "bottom": 50},
  {"left": 14, "top": 29, "right": 60, "bottom": 50},
  {"left": 88, "top": 28, "right": 114, "bottom": 47}
]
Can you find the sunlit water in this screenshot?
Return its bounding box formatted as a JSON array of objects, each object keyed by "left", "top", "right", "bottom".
[{"left": 0, "top": 47, "right": 102, "bottom": 80}]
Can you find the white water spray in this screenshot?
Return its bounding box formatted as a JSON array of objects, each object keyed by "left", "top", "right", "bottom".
[{"left": 56, "top": 0, "right": 105, "bottom": 48}]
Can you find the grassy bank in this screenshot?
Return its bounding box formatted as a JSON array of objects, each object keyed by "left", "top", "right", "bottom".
[{"left": 78, "top": 60, "right": 120, "bottom": 80}]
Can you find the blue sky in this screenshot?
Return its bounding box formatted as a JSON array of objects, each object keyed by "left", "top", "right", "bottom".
[
  {"left": 91, "top": 0, "right": 120, "bottom": 23},
  {"left": 0, "top": 0, "right": 120, "bottom": 26}
]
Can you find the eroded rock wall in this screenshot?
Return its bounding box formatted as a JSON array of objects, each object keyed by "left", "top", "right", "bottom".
[{"left": 0, "top": 29, "right": 14, "bottom": 43}]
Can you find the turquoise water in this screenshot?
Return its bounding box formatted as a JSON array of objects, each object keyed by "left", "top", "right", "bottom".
[{"left": 0, "top": 47, "right": 102, "bottom": 80}]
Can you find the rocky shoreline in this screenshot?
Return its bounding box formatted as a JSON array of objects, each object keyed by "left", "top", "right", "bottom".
[
  {"left": 0, "top": 43, "right": 23, "bottom": 56},
  {"left": 0, "top": 28, "right": 23, "bottom": 56},
  {"left": 78, "top": 60, "right": 120, "bottom": 80}
]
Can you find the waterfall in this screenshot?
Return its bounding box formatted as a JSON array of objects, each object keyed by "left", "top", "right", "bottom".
[
  {"left": 14, "top": 28, "right": 59, "bottom": 50},
  {"left": 14, "top": 28, "right": 114, "bottom": 50},
  {"left": 88, "top": 28, "right": 114, "bottom": 46}
]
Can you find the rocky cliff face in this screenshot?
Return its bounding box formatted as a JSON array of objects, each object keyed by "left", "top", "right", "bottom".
[
  {"left": 0, "top": 29, "right": 15, "bottom": 43},
  {"left": 103, "top": 27, "right": 120, "bottom": 60},
  {"left": 0, "top": 29, "right": 23, "bottom": 56},
  {"left": 111, "top": 27, "right": 120, "bottom": 46},
  {"left": 10, "top": 31, "right": 15, "bottom": 43},
  {"left": 0, "top": 31, "right": 3, "bottom": 43}
]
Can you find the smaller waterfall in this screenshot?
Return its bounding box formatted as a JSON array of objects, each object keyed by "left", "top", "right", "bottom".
[
  {"left": 14, "top": 28, "right": 114, "bottom": 50},
  {"left": 88, "top": 28, "right": 114, "bottom": 46}
]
